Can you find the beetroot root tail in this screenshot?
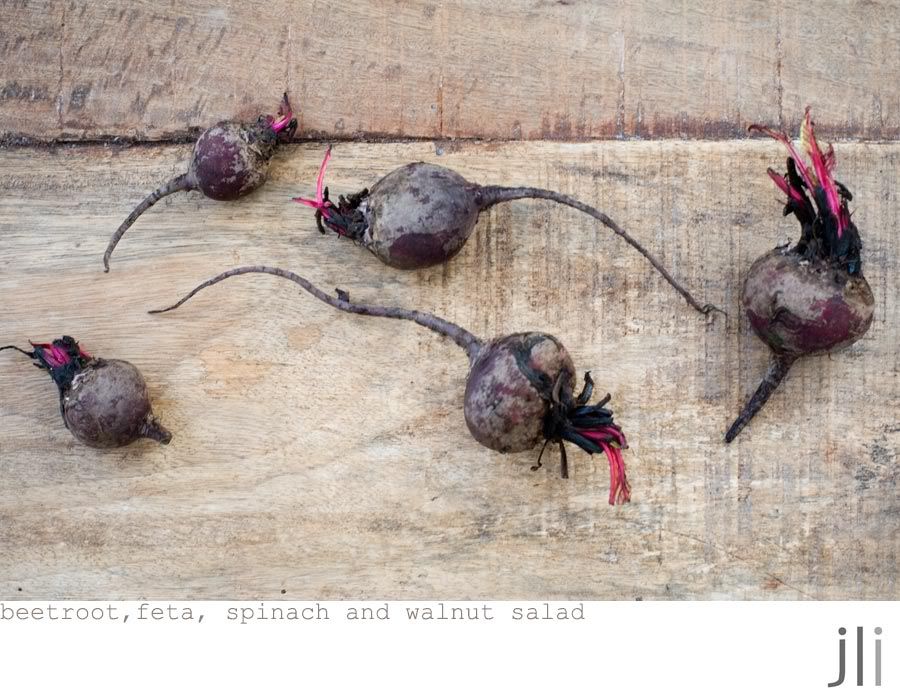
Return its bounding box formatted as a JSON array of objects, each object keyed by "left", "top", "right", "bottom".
[
  {"left": 140, "top": 418, "right": 173, "bottom": 445},
  {"left": 0, "top": 345, "right": 35, "bottom": 358},
  {"left": 477, "top": 185, "right": 724, "bottom": 318},
  {"left": 103, "top": 172, "right": 193, "bottom": 272},
  {"left": 148, "top": 265, "right": 485, "bottom": 360},
  {"left": 725, "top": 354, "right": 795, "bottom": 443}
]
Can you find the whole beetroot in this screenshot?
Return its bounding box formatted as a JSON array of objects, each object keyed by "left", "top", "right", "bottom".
[
  {"left": 294, "top": 148, "right": 720, "bottom": 317},
  {"left": 102, "top": 93, "right": 297, "bottom": 272},
  {"left": 151, "top": 267, "right": 631, "bottom": 504},
  {"left": 1, "top": 337, "right": 171, "bottom": 447},
  {"left": 725, "top": 109, "right": 875, "bottom": 442}
]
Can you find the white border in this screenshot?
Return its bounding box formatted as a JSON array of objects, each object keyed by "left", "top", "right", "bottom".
[{"left": 0, "top": 600, "right": 895, "bottom": 697}]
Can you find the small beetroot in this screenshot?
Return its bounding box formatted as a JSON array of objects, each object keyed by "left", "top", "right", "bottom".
[
  {"left": 294, "top": 148, "right": 720, "bottom": 317},
  {"left": 1, "top": 337, "right": 171, "bottom": 447},
  {"left": 151, "top": 267, "right": 631, "bottom": 504},
  {"left": 725, "top": 109, "right": 875, "bottom": 442},
  {"left": 102, "top": 93, "right": 297, "bottom": 272}
]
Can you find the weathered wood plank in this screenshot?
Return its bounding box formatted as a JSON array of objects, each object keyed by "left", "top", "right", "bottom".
[
  {"left": 0, "top": 140, "right": 896, "bottom": 599},
  {"left": 1, "top": 1, "right": 898, "bottom": 142}
]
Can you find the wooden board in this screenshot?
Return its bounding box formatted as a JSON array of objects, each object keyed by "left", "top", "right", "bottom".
[
  {"left": 2, "top": 0, "right": 899, "bottom": 143},
  {"left": 0, "top": 140, "right": 897, "bottom": 599}
]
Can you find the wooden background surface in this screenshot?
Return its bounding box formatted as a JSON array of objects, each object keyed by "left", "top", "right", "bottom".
[
  {"left": 0, "top": 1, "right": 897, "bottom": 600},
  {"left": 3, "top": 0, "right": 900, "bottom": 143}
]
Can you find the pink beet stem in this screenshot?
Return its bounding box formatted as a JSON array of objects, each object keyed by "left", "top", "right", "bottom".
[
  {"left": 30, "top": 341, "right": 69, "bottom": 368},
  {"left": 316, "top": 147, "right": 331, "bottom": 201},
  {"left": 614, "top": 449, "right": 631, "bottom": 504},
  {"left": 269, "top": 94, "right": 294, "bottom": 133},
  {"left": 766, "top": 168, "right": 806, "bottom": 206},
  {"left": 839, "top": 206, "right": 851, "bottom": 231},
  {"left": 749, "top": 123, "right": 816, "bottom": 194},
  {"left": 292, "top": 146, "right": 334, "bottom": 220},
  {"left": 802, "top": 108, "right": 843, "bottom": 237},
  {"left": 572, "top": 423, "right": 630, "bottom": 503},
  {"left": 270, "top": 114, "right": 292, "bottom": 132},
  {"left": 600, "top": 441, "right": 630, "bottom": 505},
  {"left": 751, "top": 109, "right": 847, "bottom": 237},
  {"left": 580, "top": 426, "right": 627, "bottom": 449},
  {"left": 292, "top": 196, "right": 323, "bottom": 208},
  {"left": 823, "top": 143, "right": 836, "bottom": 172}
]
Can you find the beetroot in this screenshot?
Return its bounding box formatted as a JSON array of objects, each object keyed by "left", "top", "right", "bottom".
[
  {"left": 1, "top": 337, "right": 171, "bottom": 447},
  {"left": 151, "top": 266, "right": 631, "bottom": 504},
  {"left": 102, "top": 93, "right": 297, "bottom": 272},
  {"left": 725, "top": 109, "right": 875, "bottom": 442},
  {"left": 294, "top": 148, "right": 720, "bottom": 316}
]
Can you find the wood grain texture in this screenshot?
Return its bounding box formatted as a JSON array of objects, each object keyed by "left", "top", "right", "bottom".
[
  {"left": 1, "top": 0, "right": 899, "bottom": 143},
  {"left": 0, "top": 140, "right": 897, "bottom": 599}
]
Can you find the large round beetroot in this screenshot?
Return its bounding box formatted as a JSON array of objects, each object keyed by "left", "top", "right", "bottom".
[
  {"left": 1, "top": 337, "right": 171, "bottom": 448},
  {"left": 742, "top": 249, "right": 873, "bottom": 357},
  {"left": 725, "top": 109, "right": 875, "bottom": 442},
  {"left": 293, "top": 148, "right": 720, "bottom": 317},
  {"left": 103, "top": 93, "right": 297, "bottom": 272},
  {"left": 465, "top": 333, "right": 575, "bottom": 454},
  {"left": 151, "top": 266, "right": 631, "bottom": 504},
  {"left": 356, "top": 162, "right": 480, "bottom": 270}
]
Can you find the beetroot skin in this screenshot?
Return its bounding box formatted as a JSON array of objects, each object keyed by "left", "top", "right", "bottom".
[
  {"left": 465, "top": 333, "right": 575, "bottom": 453},
  {"left": 294, "top": 148, "right": 720, "bottom": 317},
  {"left": 1, "top": 337, "right": 171, "bottom": 448},
  {"left": 102, "top": 93, "right": 297, "bottom": 272},
  {"left": 151, "top": 267, "right": 631, "bottom": 504},
  {"left": 725, "top": 109, "right": 875, "bottom": 442}
]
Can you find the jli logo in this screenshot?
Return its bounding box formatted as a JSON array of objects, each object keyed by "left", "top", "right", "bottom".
[{"left": 828, "top": 626, "right": 883, "bottom": 687}]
